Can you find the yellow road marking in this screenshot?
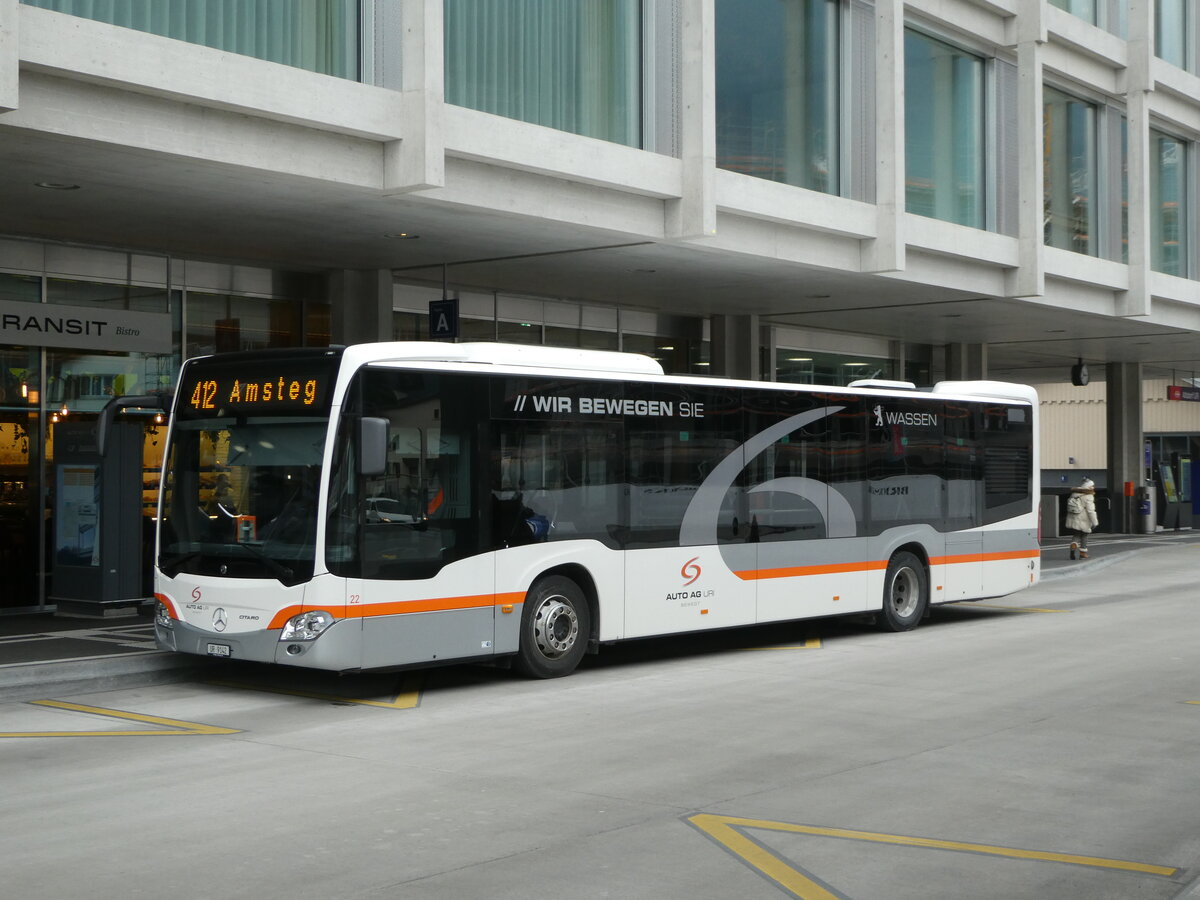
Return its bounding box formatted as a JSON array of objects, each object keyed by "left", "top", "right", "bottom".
[
  {"left": 687, "top": 813, "right": 1178, "bottom": 898},
  {"left": 0, "top": 700, "right": 241, "bottom": 738},
  {"left": 745, "top": 639, "right": 822, "bottom": 651},
  {"left": 207, "top": 673, "right": 423, "bottom": 709},
  {"left": 953, "top": 603, "right": 1070, "bottom": 613}
]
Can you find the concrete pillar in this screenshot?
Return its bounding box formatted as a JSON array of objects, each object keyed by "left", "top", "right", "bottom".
[
  {"left": 862, "top": 0, "right": 905, "bottom": 274},
  {"left": 1121, "top": 0, "right": 1154, "bottom": 317},
  {"left": 665, "top": 0, "right": 716, "bottom": 240},
  {"left": 944, "top": 343, "right": 988, "bottom": 381},
  {"left": 711, "top": 314, "right": 761, "bottom": 381},
  {"left": 384, "top": 0, "right": 445, "bottom": 193},
  {"left": 1106, "top": 362, "right": 1144, "bottom": 533},
  {"left": 329, "top": 270, "right": 393, "bottom": 346},
  {"left": 1010, "top": 0, "right": 1045, "bottom": 299},
  {"left": 1, "top": 0, "right": 18, "bottom": 113}
]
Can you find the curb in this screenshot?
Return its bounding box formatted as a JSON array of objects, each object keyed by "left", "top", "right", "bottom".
[
  {"left": 1039, "top": 550, "right": 1142, "bottom": 583},
  {"left": 0, "top": 652, "right": 210, "bottom": 702}
]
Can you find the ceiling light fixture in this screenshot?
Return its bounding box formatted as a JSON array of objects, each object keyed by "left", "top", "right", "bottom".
[
  {"left": 34, "top": 181, "right": 81, "bottom": 190},
  {"left": 384, "top": 232, "right": 420, "bottom": 240}
]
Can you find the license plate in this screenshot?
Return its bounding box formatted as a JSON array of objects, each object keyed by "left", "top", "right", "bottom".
[{"left": 206, "top": 643, "right": 231, "bottom": 657}]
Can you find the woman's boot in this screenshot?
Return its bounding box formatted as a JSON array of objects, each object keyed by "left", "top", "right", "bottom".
[{"left": 1070, "top": 542, "right": 1078, "bottom": 560}]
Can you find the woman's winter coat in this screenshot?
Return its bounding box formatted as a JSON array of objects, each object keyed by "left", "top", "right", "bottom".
[{"left": 1065, "top": 486, "right": 1099, "bottom": 534}]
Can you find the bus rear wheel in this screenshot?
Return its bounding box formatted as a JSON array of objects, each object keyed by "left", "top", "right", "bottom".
[
  {"left": 514, "top": 575, "right": 590, "bottom": 678},
  {"left": 876, "top": 551, "right": 927, "bottom": 632}
]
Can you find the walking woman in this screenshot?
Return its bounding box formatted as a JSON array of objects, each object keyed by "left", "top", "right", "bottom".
[{"left": 1065, "top": 477, "right": 1099, "bottom": 559}]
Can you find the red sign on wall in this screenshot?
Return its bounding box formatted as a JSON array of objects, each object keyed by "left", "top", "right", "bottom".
[{"left": 1167, "top": 385, "right": 1200, "bottom": 401}]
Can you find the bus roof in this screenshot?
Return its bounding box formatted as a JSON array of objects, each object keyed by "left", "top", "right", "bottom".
[
  {"left": 342, "top": 341, "right": 664, "bottom": 376},
  {"left": 332, "top": 342, "right": 1035, "bottom": 406}
]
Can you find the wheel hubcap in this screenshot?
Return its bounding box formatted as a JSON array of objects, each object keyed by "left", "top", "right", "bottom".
[
  {"left": 532, "top": 595, "right": 579, "bottom": 658},
  {"left": 890, "top": 567, "right": 919, "bottom": 618}
]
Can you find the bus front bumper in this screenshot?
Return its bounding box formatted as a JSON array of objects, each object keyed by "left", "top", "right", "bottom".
[{"left": 155, "top": 617, "right": 362, "bottom": 671}]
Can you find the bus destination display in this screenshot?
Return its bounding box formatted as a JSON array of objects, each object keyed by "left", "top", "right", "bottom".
[{"left": 177, "top": 357, "right": 336, "bottom": 418}]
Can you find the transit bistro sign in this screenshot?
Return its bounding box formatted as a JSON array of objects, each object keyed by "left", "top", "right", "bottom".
[{"left": 0, "top": 299, "right": 171, "bottom": 353}]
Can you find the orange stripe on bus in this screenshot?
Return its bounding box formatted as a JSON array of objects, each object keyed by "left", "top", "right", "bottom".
[
  {"left": 930, "top": 550, "right": 1041, "bottom": 565},
  {"left": 267, "top": 592, "right": 526, "bottom": 630},
  {"left": 735, "top": 560, "right": 888, "bottom": 581},
  {"left": 737, "top": 549, "right": 1038, "bottom": 582}
]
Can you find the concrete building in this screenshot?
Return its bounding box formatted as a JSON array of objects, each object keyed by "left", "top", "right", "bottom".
[{"left": 2, "top": 0, "right": 1199, "bottom": 612}]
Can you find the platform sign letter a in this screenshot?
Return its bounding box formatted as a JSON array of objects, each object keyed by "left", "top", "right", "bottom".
[{"left": 429, "top": 299, "right": 459, "bottom": 340}]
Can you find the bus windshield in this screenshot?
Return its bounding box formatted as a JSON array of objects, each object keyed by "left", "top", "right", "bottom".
[{"left": 158, "top": 417, "right": 328, "bottom": 585}]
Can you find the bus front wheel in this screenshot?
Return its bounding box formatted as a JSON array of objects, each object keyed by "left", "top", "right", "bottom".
[
  {"left": 876, "top": 551, "right": 927, "bottom": 632},
  {"left": 514, "top": 575, "right": 590, "bottom": 678}
]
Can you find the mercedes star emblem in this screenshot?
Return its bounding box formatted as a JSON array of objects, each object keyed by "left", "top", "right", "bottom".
[{"left": 213, "top": 608, "right": 228, "bottom": 632}]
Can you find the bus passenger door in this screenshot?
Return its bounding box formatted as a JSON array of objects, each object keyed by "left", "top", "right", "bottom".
[
  {"left": 623, "top": 384, "right": 755, "bottom": 638},
  {"left": 942, "top": 402, "right": 983, "bottom": 601},
  {"left": 349, "top": 370, "right": 495, "bottom": 669},
  {"left": 755, "top": 392, "right": 870, "bottom": 621}
]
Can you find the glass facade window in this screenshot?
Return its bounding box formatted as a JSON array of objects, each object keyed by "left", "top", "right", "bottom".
[
  {"left": 621, "top": 334, "right": 709, "bottom": 376},
  {"left": 185, "top": 292, "right": 313, "bottom": 357},
  {"left": 1157, "top": 0, "right": 1188, "bottom": 69},
  {"left": 1049, "top": 0, "right": 1097, "bottom": 24},
  {"left": 23, "top": 0, "right": 359, "bottom": 79},
  {"left": 0, "top": 346, "right": 42, "bottom": 609},
  {"left": 775, "top": 349, "right": 891, "bottom": 386},
  {"left": 1150, "top": 130, "right": 1189, "bottom": 277},
  {"left": 444, "top": 0, "right": 642, "bottom": 148},
  {"left": 716, "top": 0, "right": 840, "bottom": 194},
  {"left": 393, "top": 310, "right": 431, "bottom": 342},
  {"left": 1043, "top": 87, "right": 1098, "bottom": 256},
  {"left": 47, "top": 278, "right": 168, "bottom": 313},
  {"left": 0, "top": 273, "right": 40, "bottom": 303},
  {"left": 496, "top": 321, "right": 545, "bottom": 345},
  {"left": 544, "top": 326, "right": 619, "bottom": 351},
  {"left": 905, "top": 31, "right": 986, "bottom": 229}
]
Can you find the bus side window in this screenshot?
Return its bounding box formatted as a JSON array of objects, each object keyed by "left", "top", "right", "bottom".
[{"left": 490, "top": 423, "right": 623, "bottom": 549}]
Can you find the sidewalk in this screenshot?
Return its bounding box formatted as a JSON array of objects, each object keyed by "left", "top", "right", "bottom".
[
  {"left": 2, "top": 530, "right": 1197, "bottom": 700},
  {"left": 0, "top": 609, "right": 206, "bottom": 701},
  {"left": 1038, "top": 528, "right": 1200, "bottom": 578}
]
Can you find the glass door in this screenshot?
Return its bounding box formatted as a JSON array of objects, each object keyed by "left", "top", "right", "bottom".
[{"left": 0, "top": 347, "right": 43, "bottom": 610}]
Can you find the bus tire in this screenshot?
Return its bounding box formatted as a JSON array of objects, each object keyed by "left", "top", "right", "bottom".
[
  {"left": 514, "top": 575, "right": 590, "bottom": 678},
  {"left": 876, "top": 551, "right": 927, "bottom": 632}
]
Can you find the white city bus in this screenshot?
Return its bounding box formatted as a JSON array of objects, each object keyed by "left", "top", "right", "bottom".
[{"left": 148, "top": 342, "right": 1039, "bottom": 677}]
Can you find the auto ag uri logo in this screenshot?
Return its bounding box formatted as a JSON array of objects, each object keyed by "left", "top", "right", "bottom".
[
  {"left": 681, "top": 557, "right": 702, "bottom": 586},
  {"left": 212, "top": 608, "right": 228, "bottom": 632}
]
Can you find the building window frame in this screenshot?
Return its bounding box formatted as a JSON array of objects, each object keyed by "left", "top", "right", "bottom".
[
  {"left": 1042, "top": 84, "right": 1128, "bottom": 261},
  {"left": 1149, "top": 127, "right": 1192, "bottom": 278},
  {"left": 1155, "top": 0, "right": 1194, "bottom": 72},
  {"left": 443, "top": 0, "right": 646, "bottom": 149},
  {"left": 903, "top": 24, "right": 988, "bottom": 230},
  {"left": 715, "top": 0, "right": 843, "bottom": 195}
]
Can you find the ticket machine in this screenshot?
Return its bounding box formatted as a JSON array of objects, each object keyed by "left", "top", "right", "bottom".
[{"left": 51, "top": 397, "right": 164, "bottom": 616}]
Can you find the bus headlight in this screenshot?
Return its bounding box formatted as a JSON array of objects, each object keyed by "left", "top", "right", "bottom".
[
  {"left": 154, "top": 601, "right": 173, "bottom": 629},
  {"left": 279, "top": 611, "right": 335, "bottom": 642}
]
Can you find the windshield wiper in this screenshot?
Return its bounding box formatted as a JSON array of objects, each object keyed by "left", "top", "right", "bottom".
[
  {"left": 234, "top": 540, "right": 296, "bottom": 584},
  {"left": 160, "top": 550, "right": 204, "bottom": 578}
]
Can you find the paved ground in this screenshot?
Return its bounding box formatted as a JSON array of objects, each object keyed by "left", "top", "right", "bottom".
[{"left": 2, "top": 536, "right": 1199, "bottom": 899}]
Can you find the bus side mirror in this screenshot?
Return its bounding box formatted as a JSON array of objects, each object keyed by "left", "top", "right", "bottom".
[{"left": 360, "top": 417, "right": 389, "bottom": 477}]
